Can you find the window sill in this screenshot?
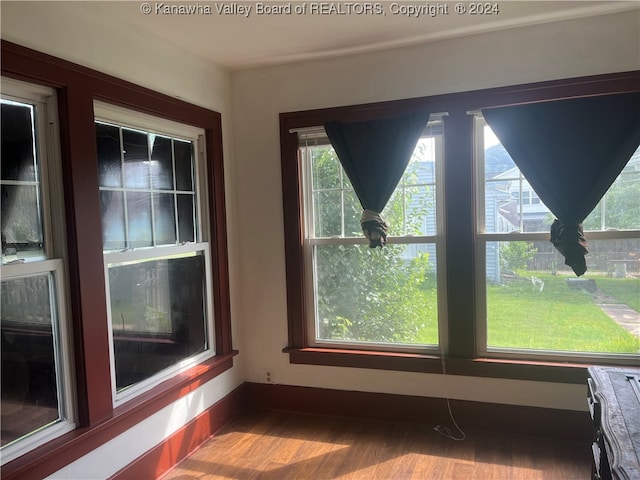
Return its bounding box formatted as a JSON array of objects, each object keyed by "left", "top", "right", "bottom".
[
  {"left": 2, "top": 351, "right": 238, "bottom": 480},
  {"left": 283, "top": 347, "right": 592, "bottom": 384}
]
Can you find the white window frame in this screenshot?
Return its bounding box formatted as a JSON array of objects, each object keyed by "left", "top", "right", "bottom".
[
  {"left": 1, "top": 78, "right": 76, "bottom": 465},
  {"left": 297, "top": 116, "right": 447, "bottom": 354},
  {"left": 473, "top": 113, "right": 640, "bottom": 362},
  {"left": 93, "top": 102, "right": 215, "bottom": 406}
]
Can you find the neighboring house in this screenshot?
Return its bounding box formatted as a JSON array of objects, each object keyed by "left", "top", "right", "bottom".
[
  {"left": 485, "top": 161, "right": 552, "bottom": 282},
  {"left": 485, "top": 147, "right": 640, "bottom": 282}
]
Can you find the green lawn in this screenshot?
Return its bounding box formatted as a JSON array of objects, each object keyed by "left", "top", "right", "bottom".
[
  {"left": 411, "top": 272, "right": 639, "bottom": 353},
  {"left": 595, "top": 277, "right": 640, "bottom": 312},
  {"left": 486, "top": 273, "right": 639, "bottom": 353}
]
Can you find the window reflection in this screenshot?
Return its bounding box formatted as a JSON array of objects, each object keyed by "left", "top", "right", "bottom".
[
  {"left": 96, "top": 123, "right": 196, "bottom": 250},
  {"left": 123, "top": 129, "right": 150, "bottom": 189},
  {"left": 1, "top": 101, "right": 44, "bottom": 262},
  {"left": 108, "top": 253, "right": 207, "bottom": 391},
  {"left": 96, "top": 123, "right": 122, "bottom": 188},
  {"left": 1, "top": 102, "right": 36, "bottom": 182},
  {"left": 1, "top": 274, "right": 61, "bottom": 446},
  {"left": 150, "top": 135, "right": 174, "bottom": 190}
]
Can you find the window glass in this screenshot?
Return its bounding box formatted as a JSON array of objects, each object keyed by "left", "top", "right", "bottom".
[
  {"left": 108, "top": 252, "right": 207, "bottom": 392},
  {"left": 485, "top": 239, "right": 639, "bottom": 354},
  {"left": 301, "top": 120, "right": 443, "bottom": 350},
  {"left": 314, "top": 243, "right": 438, "bottom": 345},
  {"left": 100, "top": 190, "right": 126, "bottom": 251},
  {"left": 174, "top": 140, "right": 194, "bottom": 192},
  {"left": 1, "top": 102, "right": 36, "bottom": 182},
  {"left": 1, "top": 88, "right": 73, "bottom": 463},
  {"left": 482, "top": 126, "right": 551, "bottom": 234},
  {"left": 153, "top": 193, "right": 177, "bottom": 245},
  {"left": 122, "top": 128, "right": 150, "bottom": 189},
  {"left": 1, "top": 274, "right": 61, "bottom": 444},
  {"left": 177, "top": 194, "right": 195, "bottom": 243},
  {"left": 95, "top": 110, "right": 211, "bottom": 402},
  {"left": 96, "top": 122, "right": 122, "bottom": 188},
  {"left": 96, "top": 121, "right": 198, "bottom": 250},
  {"left": 150, "top": 134, "right": 174, "bottom": 190},
  {"left": 127, "top": 191, "right": 153, "bottom": 249},
  {"left": 479, "top": 119, "right": 640, "bottom": 356},
  {"left": 1, "top": 101, "right": 44, "bottom": 260},
  {"left": 583, "top": 151, "right": 640, "bottom": 231}
]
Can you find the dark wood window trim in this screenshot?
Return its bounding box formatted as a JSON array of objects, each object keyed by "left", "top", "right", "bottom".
[
  {"left": 1, "top": 40, "right": 235, "bottom": 480},
  {"left": 280, "top": 70, "right": 640, "bottom": 385}
]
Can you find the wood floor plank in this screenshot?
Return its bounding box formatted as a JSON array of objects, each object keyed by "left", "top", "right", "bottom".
[{"left": 161, "top": 409, "right": 591, "bottom": 480}]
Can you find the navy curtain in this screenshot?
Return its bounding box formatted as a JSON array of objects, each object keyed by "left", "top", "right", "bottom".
[
  {"left": 483, "top": 92, "right": 640, "bottom": 275},
  {"left": 324, "top": 113, "right": 429, "bottom": 247}
]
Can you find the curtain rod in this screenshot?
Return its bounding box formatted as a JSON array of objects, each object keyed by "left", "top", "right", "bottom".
[{"left": 289, "top": 112, "right": 449, "bottom": 135}]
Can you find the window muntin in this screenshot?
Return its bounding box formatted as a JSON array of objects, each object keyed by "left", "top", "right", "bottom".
[
  {"left": 96, "top": 122, "right": 197, "bottom": 251},
  {"left": 476, "top": 115, "right": 640, "bottom": 358},
  {"left": 95, "top": 103, "right": 214, "bottom": 403},
  {"left": 1, "top": 80, "right": 75, "bottom": 464},
  {"left": 300, "top": 119, "right": 444, "bottom": 351}
]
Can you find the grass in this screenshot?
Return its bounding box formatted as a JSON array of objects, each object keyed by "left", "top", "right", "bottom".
[
  {"left": 486, "top": 272, "right": 639, "bottom": 353},
  {"left": 595, "top": 276, "right": 640, "bottom": 312},
  {"left": 410, "top": 271, "right": 639, "bottom": 354},
  {"left": 413, "top": 288, "right": 438, "bottom": 345}
]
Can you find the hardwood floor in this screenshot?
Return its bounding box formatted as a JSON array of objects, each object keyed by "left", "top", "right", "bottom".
[{"left": 161, "top": 409, "right": 591, "bottom": 480}]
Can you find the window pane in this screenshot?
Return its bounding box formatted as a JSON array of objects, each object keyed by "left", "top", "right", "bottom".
[
  {"left": 153, "top": 193, "right": 177, "bottom": 246},
  {"left": 483, "top": 125, "right": 551, "bottom": 233},
  {"left": 312, "top": 147, "right": 341, "bottom": 190},
  {"left": 1, "top": 102, "right": 36, "bottom": 182},
  {"left": 123, "top": 129, "right": 150, "bottom": 189},
  {"left": 127, "top": 192, "right": 152, "bottom": 248},
  {"left": 177, "top": 194, "right": 195, "bottom": 243},
  {"left": 314, "top": 244, "right": 438, "bottom": 345},
  {"left": 1, "top": 273, "right": 62, "bottom": 447},
  {"left": 150, "top": 134, "right": 174, "bottom": 190},
  {"left": 343, "top": 190, "right": 361, "bottom": 237},
  {"left": 108, "top": 252, "right": 207, "bottom": 392},
  {"left": 306, "top": 123, "right": 440, "bottom": 240},
  {"left": 100, "top": 191, "right": 126, "bottom": 251},
  {"left": 1, "top": 185, "right": 44, "bottom": 260},
  {"left": 583, "top": 147, "right": 640, "bottom": 231},
  {"left": 314, "top": 191, "right": 342, "bottom": 237},
  {"left": 96, "top": 123, "right": 122, "bottom": 188},
  {"left": 97, "top": 123, "right": 199, "bottom": 251},
  {"left": 485, "top": 240, "right": 640, "bottom": 354},
  {"left": 404, "top": 186, "right": 435, "bottom": 236},
  {"left": 174, "top": 140, "right": 193, "bottom": 191},
  {"left": 1, "top": 99, "right": 45, "bottom": 263},
  {"left": 384, "top": 190, "right": 403, "bottom": 236}
]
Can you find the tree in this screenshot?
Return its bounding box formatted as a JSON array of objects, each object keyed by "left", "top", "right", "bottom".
[
  {"left": 499, "top": 241, "right": 537, "bottom": 274},
  {"left": 582, "top": 174, "right": 640, "bottom": 231}
]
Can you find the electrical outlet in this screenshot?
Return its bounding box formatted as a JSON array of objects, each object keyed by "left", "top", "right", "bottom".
[{"left": 263, "top": 368, "right": 275, "bottom": 384}]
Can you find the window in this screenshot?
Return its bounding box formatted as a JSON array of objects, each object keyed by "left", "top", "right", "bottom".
[
  {"left": 1, "top": 79, "right": 75, "bottom": 463},
  {"left": 298, "top": 118, "right": 445, "bottom": 352},
  {"left": 95, "top": 103, "right": 214, "bottom": 403},
  {"left": 282, "top": 73, "right": 639, "bottom": 377},
  {"left": 475, "top": 116, "right": 640, "bottom": 359},
  {"left": 1, "top": 42, "right": 233, "bottom": 477}
]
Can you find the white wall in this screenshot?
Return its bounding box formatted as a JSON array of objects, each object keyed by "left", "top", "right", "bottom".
[{"left": 231, "top": 10, "right": 640, "bottom": 412}]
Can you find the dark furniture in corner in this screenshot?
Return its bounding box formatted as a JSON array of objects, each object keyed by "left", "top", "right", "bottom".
[{"left": 587, "top": 366, "right": 640, "bottom": 480}]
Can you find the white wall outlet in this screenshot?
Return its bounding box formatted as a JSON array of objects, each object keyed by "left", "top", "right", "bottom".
[{"left": 263, "top": 368, "right": 275, "bottom": 384}]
